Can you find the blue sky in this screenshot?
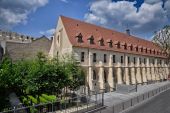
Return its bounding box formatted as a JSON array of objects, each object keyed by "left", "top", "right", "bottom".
[{"left": 0, "top": 0, "right": 170, "bottom": 40}]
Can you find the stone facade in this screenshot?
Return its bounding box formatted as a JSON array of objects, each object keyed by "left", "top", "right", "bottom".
[
  {"left": 0, "top": 30, "right": 52, "bottom": 61},
  {"left": 50, "top": 16, "right": 170, "bottom": 92},
  {"left": 6, "top": 37, "right": 52, "bottom": 61}
]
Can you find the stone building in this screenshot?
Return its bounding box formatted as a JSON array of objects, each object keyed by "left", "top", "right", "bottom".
[
  {"left": 0, "top": 30, "right": 52, "bottom": 61},
  {"left": 49, "top": 16, "right": 170, "bottom": 91}
]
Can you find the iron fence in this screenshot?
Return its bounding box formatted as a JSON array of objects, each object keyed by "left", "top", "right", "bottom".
[{"left": 1, "top": 93, "right": 104, "bottom": 113}]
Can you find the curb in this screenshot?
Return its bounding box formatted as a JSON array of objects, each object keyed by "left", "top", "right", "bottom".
[{"left": 111, "top": 83, "right": 170, "bottom": 113}]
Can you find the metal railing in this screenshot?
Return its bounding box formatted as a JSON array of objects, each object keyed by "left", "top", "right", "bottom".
[{"left": 1, "top": 93, "right": 104, "bottom": 113}]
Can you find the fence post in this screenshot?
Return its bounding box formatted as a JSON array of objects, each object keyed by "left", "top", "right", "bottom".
[
  {"left": 13, "top": 106, "right": 16, "bottom": 113},
  {"left": 95, "top": 92, "right": 97, "bottom": 107},
  {"left": 87, "top": 95, "right": 89, "bottom": 111},
  {"left": 77, "top": 96, "right": 78, "bottom": 113},
  {"left": 52, "top": 101, "right": 53, "bottom": 112},
  {"left": 102, "top": 92, "right": 104, "bottom": 106},
  {"left": 65, "top": 100, "right": 66, "bottom": 113}
]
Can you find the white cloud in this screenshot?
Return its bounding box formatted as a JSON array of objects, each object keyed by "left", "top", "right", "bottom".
[
  {"left": 40, "top": 28, "right": 55, "bottom": 37},
  {"left": 144, "top": 0, "right": 162, "bottom": 4},
  {"left": 0, "top": 8, "right": 27, "bottom": 25},
  {"left": 164, "top": 0, "right": 170, "bottom": 17},
  {"left": 85, "top": 0, "right": 170, "bottom": 38},
  {"left": 59, "top": 0, "right": 68, "bottom": 3},
  {"left": 0, "top": 0, "right": 49, "bottom": 29}
]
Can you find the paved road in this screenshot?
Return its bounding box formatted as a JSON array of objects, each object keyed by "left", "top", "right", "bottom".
[{"left": 122, "top": 89, "right": 170, "bottom": 113}]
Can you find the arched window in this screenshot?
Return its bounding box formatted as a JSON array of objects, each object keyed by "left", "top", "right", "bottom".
[
  {"left": 57, "top": 35, "right": 60, "bottom": 44},
  {"left": 104, "top": 70, "right": 107, "bottom": 83},
  {"left": 93, "top": 70, "right": 97, "bottom": 80},
  {"left": 0, "top": 45, "right": 4, "bottom": 60}
]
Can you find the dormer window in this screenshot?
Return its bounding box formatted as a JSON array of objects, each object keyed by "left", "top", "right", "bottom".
[
  {"left": 107, "top": 39, "right": 113, "bottom": 48},
  {"left": 115, "top": 41, "right": 120, "bottom": 49},
  {"left": 75, "top": 33, "right": 83, "bottom": 43},
  {"left": 98, "top": 38, "right": 104, "bottom": 46},
  {"left": 124, "top": 43, "right": 127, "bottom": 50},
  {"left": 88, "top": 35, "right": 94, "bottom": 44},
  {"left": 153, "top": 50, "right": 156, "bottom": 54},
  {"left": 146, "top": 48, "right": 148, "bottom": 53},
  {"left": 129, "top": 44, "right": 133, "bottom": 51},
  {"left": 136, "top": 46, "right": 138, "bottom": 52},
  {"left": 150, "top": 49, "right": 152, "bottom": 54}
]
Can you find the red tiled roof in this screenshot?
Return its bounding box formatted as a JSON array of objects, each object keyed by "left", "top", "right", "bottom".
[{"left": 60, "top": 16, "right": 167, "bottom": 58}]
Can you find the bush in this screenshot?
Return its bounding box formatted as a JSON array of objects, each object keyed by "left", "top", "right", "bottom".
[
  {"left": 28, "top": 96, "right": 38, "bottom": 104},
  {"left": 41, "top": 94, "right": 56, "bottom": 102},
  {"left": 30, "top": 106, "right": 38, "bottom": 113},
  {"left": 21, "top": 96, "right": 30, "bottom": 105},
  {"left": 39, "top": 96, "right": 48, "bottom": 103}
]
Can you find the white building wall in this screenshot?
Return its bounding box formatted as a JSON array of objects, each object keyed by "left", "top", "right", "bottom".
[{"left": 72, "top": 47, "right": 169, "bottom": 91}]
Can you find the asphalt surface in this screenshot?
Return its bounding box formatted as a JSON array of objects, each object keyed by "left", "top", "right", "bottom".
[{"left": 122, "top": 89, "right": 170, "bottom": 113}]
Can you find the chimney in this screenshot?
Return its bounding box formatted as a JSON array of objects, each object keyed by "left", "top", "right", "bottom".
[
  {"left": 126, "top": 29, "right": 130, "bottom": 36},
  {"left": 50, "top": 36, "right": 54, "bottom": 41}
]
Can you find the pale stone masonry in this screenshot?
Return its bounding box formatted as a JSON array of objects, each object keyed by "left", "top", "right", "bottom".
[
  {"left": 0, "top": 30, "right": 52, "bottom": 61},
  {"left": 49, "top": 16, "right": 170, "bottom": 92},
  {"left": 6, "top": 37, "right": 52, "bottom": 61}
]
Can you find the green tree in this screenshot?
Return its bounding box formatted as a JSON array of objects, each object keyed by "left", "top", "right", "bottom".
[
  {"left": 0, "top": 57, "right": 13, "bottom": 90},
  {"left": 63, "top": 55, "right": 85, "bottom": 90},
  {"left": 153, "top": 26, "right": 170, "bottom": 62}
]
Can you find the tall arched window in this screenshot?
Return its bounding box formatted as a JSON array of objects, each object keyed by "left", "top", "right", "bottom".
[
  {"left": 57, "top": 35, "right": 60, "bottom": 45},
  {"left": 93, "top": 70, "right": 97, "bottom": 80},
  {"left": 0, "top": 45, "right": 4, "bottom": 60},
  {"left": 104, "top": 70, "right": 107, "bottom": 83}
]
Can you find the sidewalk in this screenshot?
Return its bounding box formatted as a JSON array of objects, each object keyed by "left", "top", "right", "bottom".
[{"left": 97, "top": 81, "right": 170, "bottom": 113}]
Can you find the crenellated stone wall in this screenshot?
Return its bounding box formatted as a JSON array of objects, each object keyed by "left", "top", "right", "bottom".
[
  {"left": 0, "top": 30, "right": 34, "bottom": 43},
  {"left": 6, "top": 37, "right": 52, "bottom": 61}
]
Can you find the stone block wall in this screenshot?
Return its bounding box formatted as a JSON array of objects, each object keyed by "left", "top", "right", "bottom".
[{"left": 6, "top": 37, "right": 52, "bottom": 61}]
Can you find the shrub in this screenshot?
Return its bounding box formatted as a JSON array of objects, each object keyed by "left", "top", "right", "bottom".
[
  {"left": 28, "top": 96, "right": 38, "bottom": 104},
  {"left": 22, "top": 96, "right": 30, "bottom": 105},
  {"left": 41, "top": 94, "right": 56, "bottom": 102},
  {"left": 30, "top": 106, "right": 38, "bottom": 113},
  {"left": 39, "top": 97, "right": 48, "bottom": 103}
]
